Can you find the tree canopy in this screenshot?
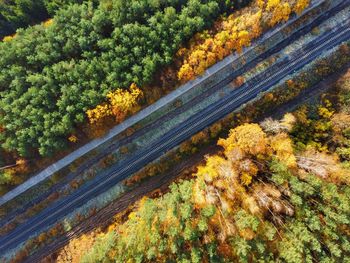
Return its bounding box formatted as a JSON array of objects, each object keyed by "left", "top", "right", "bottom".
[
  {"left": 0, "top": 0, "right": 88, "bottom": 38},
  {"left": 58, "top": 117, "right": 350, "bottom": 262},
  {"left": 0, "top": 0, "right": 244, "bottom": 157}
]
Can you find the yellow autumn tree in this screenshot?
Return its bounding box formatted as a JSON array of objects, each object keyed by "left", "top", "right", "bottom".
[
  {"left": 177, "top": 0, "right": 309, "bottom": 82},
  {"left": 256, "top": 0, "right": 265, "bottom": 9},
  {"left": 266, "top": 0, "right": 280, "bottom": 11},
  {"left": 68, "top": 135, "right": 78, "bottom": 143},
  {"left": 196, "top": 155, "right": 226, "bottom": 183},
  {"left": 2, "top": 34, "right": 16, "bottom": 42},
  {"left": 239, "top": 159, "right": 259, "bottom": 185},
  {"left": 43, "top": 19, "right": 54, "bottom": 28},
  {"left": 57, "top": 232, "right": 99, "bottom": 263},
  {"left": 86, "top": 84, "right": 143, "bottom": 124},
  {"left": 108, "top": 83, "right": 143, "bottom": 122},
  {"left": 270, "top": 133, "right": 297, "bottom": 167},
  {"left": 249, "top": 11, "right": 263, "bottom": 38},
  {"left": 293, "top": 0, "right": 310, "bottom": 15},
  {"left": 269, "top": 2, "right": 291, "bottom": 26},
  {"left": 177, "top": 63, "right": 195, "bottom": 82},
  {"left": 218, "top": 123, "right": 269, "bottom": 156},
  {"left": 86, "top": 104, "right": 112, "bottom": 124},
  {"left": 281, "top": 113, "right": 296, "bottom": 131}
]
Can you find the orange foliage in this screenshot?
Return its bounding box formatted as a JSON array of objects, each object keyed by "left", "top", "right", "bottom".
[
  {"left": 234, "top": 76, "right": 245, "bottom": 87},
  {"left": 218, "top": 123, "right": 268, "bottom": 156},
  {"left": 293, "top": 0, "right": 310, "bottom": 15},
  {"left": 177, "top": 0, "right": 310, "bottom": 82},
  {"left": 57, "top": 232, "right": 98, "bottom": 263},
  {"left": 86, "top": 104, "right": 111, "bottom": 124},
  {"left": 268, "top": 2, "right": 291, "bottom": 27},
  {"left": 191, "top": 131, "right": 209, "bottom": 145},
  {"left": 68, "top": 135, "right": 78, "bottom": 143},
  {"left": 177, "top": 10, "right": 260, "bottom": 81},
  {"left": 38, "top": 232, "right": 48, "bottom": 243},
  {"left": 108, "top": 83, "right": 143, "bottom": 122}
]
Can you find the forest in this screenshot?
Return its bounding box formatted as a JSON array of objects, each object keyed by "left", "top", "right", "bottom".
[
  {"left": 56, "top": 69, "right": 350, "bottom": 263},
  {"left": 0, "top": 0, "right": 247, "bottom": 157},
  {"left": 0, "top": 0, "right": 309, "bottom": 157},
  {"left": 2, "top": 0, "right": 350, "bottom": 262},
  {"left": 0, "top": 0, "right": 88, "bottom": 38},
  {"left": 0, "top": 0, "right": 309, "bottom": 158},
  {"left": 0, "top": 0, "right": 310, "bottom": 194}
]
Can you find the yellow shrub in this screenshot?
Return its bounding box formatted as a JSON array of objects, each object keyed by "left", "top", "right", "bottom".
[
  {"left": 86, "top": 84, "right": 143, "bottom": 124},
  {"left": 2, "top": 34, "right": 16, "bottom": 42},
  {"left": 43, "top": 19, "right": 54, "bottom": 28}
]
